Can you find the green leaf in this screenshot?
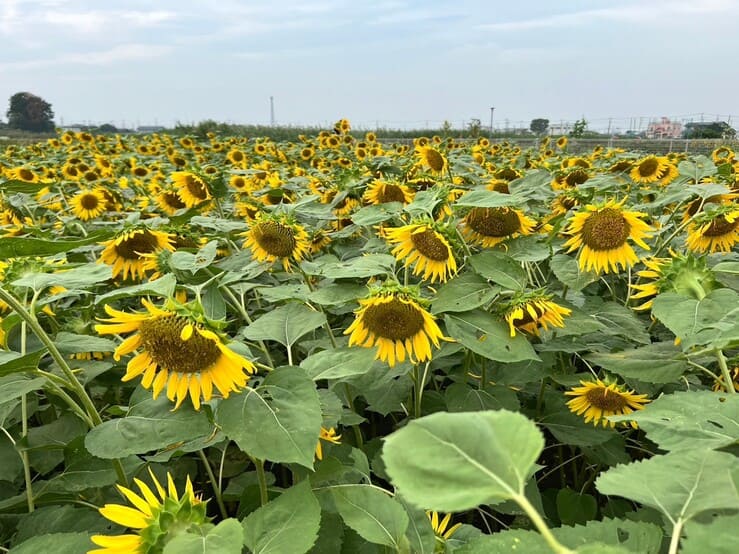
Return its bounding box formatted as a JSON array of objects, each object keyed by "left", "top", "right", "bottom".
[
  {"left": 445, "top": 310, "right": 540, "bottom": 363},
  {"left": 9, "top": 532, "right": 94, "bottom": 554},
  {"left": 505, "top": 235, "right": 551, "bottom": 262},
  {"left": 169, "top": 241, "right": 219, "bottom": 273},
  {"left": 190, "top": 215, "right": 248, "bottom": 232},
  {"left": 163, "top": 519, "right": 244, "bottom": 554},
  {"left": 585, "top": 342, "right": 687, "bottom": 383},
  {"left": 397, "top": 496, "right": 435, "bottom": 554},
  {"left": 11, "top": 263, "right": 111, "bottom": 291},
  {"left": 300, "top": 347, "right": 376, "bottom": 380},
  {"left": 53, "top": 332, "right": 116, "bottom": 355},
  {"left": 13, "top": 505, "right": 112, "bottom": 544},
  {"left": 0, "top": 374, "right": 46, "bottom": 401},
  {"left": 557, "top": 488, "right": 598, "bottom": 526},
  {"left": 351, "top": 202, "right": 403, "bottom": 225},
  {"left": 0, "top": 350, "right": 46, "bottom": 377},
  {"left": 445, "top": 383, "right": 520, "bottom": 412},
  {"left": 242, "top": 480, "right": 321, "bottom": 554},
  {"left": 540, "top": 393, "right": 617, "bottom": 447},
  {"left": 585, "top": 300, "right": 650, "bottom": 345},
  {"left": 244, "top": 303, "right": 326, "bottom": 349},
  {"left": 257, "top": 284, "right": 311, "bottom": 303},
  {"left": 610, "top": 391, "right": 739, "bottom": 451},
  {"left": 469, "top": 251, "right": 527, "bottom": 290},
  {"left": 84, "top": 395, "right": 212, "bottom": 458},
  {"left": 382, "top": 410, "right": 544, "bottom": 511},
  {"left": 216, "top": 367, "right": 321, "bottom": 468},
  {"left": 0, "top": 231, "right": 112, "bottom": 258},
  {"left": 596, "top": 449, "right": 739, "bottom": 525},
  {"left": 95, "top": 273, "right": 177, "bottom": 304},
  {"left": 455, "top": 188, "right": 526, "bottom": 208},
  {"left": 308, "top": 282, "right": 367, "bottom": 306},
  {"left": 549, "top": 254, "right": 598, "bottom": 291},
  {"left": 331, "top": 485, "right": 409, "bottom": 549},
  {"left": 682, "top": 513, "right": 739, "bottom": 554},
  {"left": 431, "top": 273, "right": 500, "bottom": 314},
  {"left": 304, "top": 254, "right": 396, "bottom": 279},
  {"left": 0, "top": 179, "right": 49, "bottom": 193}
]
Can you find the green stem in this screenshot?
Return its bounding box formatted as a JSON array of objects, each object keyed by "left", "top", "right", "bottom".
[
  {"left": 20, "top": 317, "right": 34, "bottom": 513},
  {"left": 715, "top": 349, "right": 737, "bottom": 395},
  {"left": 668, "top": 519, "right": 684, "bottom": 554},
  {"left": 218, "top": 282, "right": 275, "bottom": 368},
  {"left": 513, "top": 493, "right": 574, "bottom": 554},
  {"left": 197, "top": 449, "right": 228, "bottom": 520},
  {"left": 251, "top": 456, "right": 269, "bottom": 506}
]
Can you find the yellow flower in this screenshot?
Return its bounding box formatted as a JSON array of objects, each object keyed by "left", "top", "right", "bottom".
[
  {"left": 89, "top": 470, "right": 208, "bottom": 554},
  {"left": 417, "top": 146, "right": 447, "bottom": 174},
  {"left": 345, "top": 289, "right": 447, "bottom": 367},
  {"left": 154, "top": 189, "right": 187, "bottom": 215},
  {"left": 171, "top": 171, "right": 211, "bottom": 207},
  {"left": 565, "top": 379, "right": 650, "bottom": 428},
  {"left": 383, "top": 223, "right": 457, "bottom": 283},
  {"left": 427, "top": 511, "right": 461, "bottom": 542},
  {"left": 462, "top": 207, "right": 536, "bottom": 247},
  {"left": 98, "top": 228, "right": 175, "bottom": 281},
  {"left": 364, "top": 180, "right": 414, "bottom": 205},
  {"left": 629, "top": 155, "right": 668, "bottom": 184},
  {"left": 504, "top": 294, "right": 571, "bottom": 337},
  {"left": 71, "top": 189, "right": 107, "bottom": 221},
  {"left": 563, "top": 198, "right": 652, "bottom": 274},
  {"left": 243, "top": 215, "right": 311, "bottom": 271},
  {"left": 685, "top": 206, "right": 739, "bottom": 253},
  {"left": 95, "top": 299, "right": 255, "bottom": 410},
  {"left": 315, "top": 427, "right": 341, "bottom": 460}
]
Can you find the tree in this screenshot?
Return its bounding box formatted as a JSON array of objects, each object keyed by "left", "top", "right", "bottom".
[
  {"left": 683, "top": 121, "right": 736, "bottom": 139},
  {"left": 6, "top": 92, "right": 55, "bottom": 132},
  {"left": 467, "top": 118, "right": 482, "bottom": 137},
  {"left": 570, "top": 117, "right": 588, "bottom": 138},
  {"left": 530, "top": 118, "right": 549, "bottom": 135}
]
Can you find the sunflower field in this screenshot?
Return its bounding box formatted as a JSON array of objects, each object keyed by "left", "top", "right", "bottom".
[{"left": 0, "top": 122, "right": 738, "bottom": 554}]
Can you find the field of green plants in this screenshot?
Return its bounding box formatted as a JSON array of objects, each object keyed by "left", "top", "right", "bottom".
[{"left": 0, "top": 121, "right": 738, "bottom": 553}]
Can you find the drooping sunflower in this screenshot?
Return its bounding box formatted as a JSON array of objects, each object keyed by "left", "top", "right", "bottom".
[
  {"left": 315, "top": 427, "right": 341, "bottom": 460},
  {"left": 364, "top": 180, "right": 414, "bottom": 205},
  {"left": 243, "top": 215, "right": 311, "bottom": 271},
  {"left": 462, "top": 207, "right": 536, "bottom": 247},
  {"left": 345, "top": 288, "right": 447, "bottom": 367},
  {"left": 417, "top": 146, "right": 447, "bottom": 174},
  {"left": 71, "top": 189, "right": 107, "bottom": 221},
  {"left": 98, "top": 228, "right": 175, "bottom": 281},
  {"left": 383, "top": 223, "right": 457, "bottom": 283},
  {"left": 95, "top": 298, "right": 255, "bottom": 410},
  {"left": 565, "top": 379, "right": 650, "bottom": 428},
  {"left": 629, "top": 155, "right": 669, "bottom": 184},
  {"left": 89, "top": 470, "right": 208, "bottom": 554},
  {"left": 171, "top": 171, "right": 211, "bottom": 207},
  {"left": 685, "top": 205, "right": 739, "bottom": 253},
  {"left": 630, "top": 253, "right": 718, "bottom": 310},
  {"left": 563, "top": 199, "right": 652, "bottom": 274},
  {"left": 503, "top": 292, "right": 571, "bottom": 337}
]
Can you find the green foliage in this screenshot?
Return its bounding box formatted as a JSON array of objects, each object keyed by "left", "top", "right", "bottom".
[{"left": 6, "top": 92, "right": 55, "bottom": 132}]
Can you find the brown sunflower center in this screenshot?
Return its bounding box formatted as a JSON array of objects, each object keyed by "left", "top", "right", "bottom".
[
  {"left": 253, "top": 221, "right": 297, "bottom": 257},
  {"left": 637, "top": 158, "right": 659, "bottom": 177},
  {"left": 495, "top": 168, "right": 520, "bottom": 181},
  {"left": 19, "top": 169, "right": 34, "bottom": 181},
  {"left": 584, "top": 386, "right": 628, "bottom": 412},
  {"left": 580, "top": 208, "right": 631, "bottom": 251},
  {"left": 185, "top": 175, "right": 209, "bottom": 199},
  {"left": 467, "top": 207, "right": 521, "bottom": 237},
  {"left": 565, "top": 169, "right": 589, "bottom": 187},
  {"left": 378, "top": 184, "right": 407, "bottom": 203},
  {"left": 423, "top": 149, "right": 445, "bottom": 172},
  {"left": 114, "top": 231, "right": 162, "bottom": 260},
  {"left": 139, "top": 315, "right": 221, "bottom": 374},
  {"left": 80, "top": 193, "right": 101, "bottom": 210},
  {"left": 702, "top": 216, "right": 738, "bottom": 237},
  {"left": 361, "top": 297, "right": 426, "bottom": 341},
  {"left": 162, "top": 192, "right": 186, "bottom": 209},
  {"left": 511, "top": 303, "right": 545, "bottom": 326},
  {"left": 410, "top": 229, "right": 450, "bottom": 261}
]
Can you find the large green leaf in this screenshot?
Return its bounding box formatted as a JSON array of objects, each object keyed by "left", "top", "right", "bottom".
[
  {"left": 0, "top": 350, "right": 46, "bottom": 377},
  {"left": 84, "top": 395, "right": 212, "bottom": 458},
  {"left": 244, "top": 303, "right": 326, "bottom": 349},
  {"left": 95, "top": 273, "right": 177, "bottom": 304},
  {"left": 596, "top": 450, "right": 739, "bottom": 528},
  {"left": 455, "top": 188, "right": 526, "bottom": 208},
  {"left": 431, "top": 273, "right": 500, "bottom": 314},
  {"left": 610, "top": 391, "right": 739, "bottom": 451},
  {"left": 0, "top": 231, "right": 112, "bottom": 258},
  {"left": 303, "top": 254, "right": 396, "bottom": 279},
  {"left": 242, "top": 481, "right": 321, "bottom": 554},
  {"left": 585, "top": 342, "right": 687, "bottom": 383},
  {"left": 216, "top": 367, "right": 321, "bottom": 468},
  {"left": 468, "top": 251, "right": 527, "bottom": 290},
  {"left": 163, "top": 519, "right": 243, "bottom": 554},
  {"left": 11, "top": 263, "right": 111, "bottom": 291},
  {"left": 331, "top": 485, "right": 409, "bottom": 549},
  {"left": 54, "top": 332, "right": 117, "bottom": 355},
  {"left": 9, "top": 532, "right": 94, "bottom": 554},
  {"left": 682, "top": 513, "right": 739, "bottom": 554},
  {"left": 397, "top": 496, "right": 435, "bottom": 554},
  {"left": 382, "top": 410, "right": 544, "bottom": 511},
  {"left": 549, "top": 254, "right": 599, "bottom": 291},
  {"left": 300, "top": 347, "right": 376, "bottom": 381},
  {"left": 445, "top": 310, "right": 540, "bottom": 363}
]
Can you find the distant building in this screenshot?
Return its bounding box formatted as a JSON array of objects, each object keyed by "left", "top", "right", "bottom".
[
  {"left": 549, "top": 123, "right": 572, "bottom": 135},
  {"left": 137, "top": 125, "right": 166, "bottom": 133},
  {"left": 646, "top": 117, "right": 682, "bottom": 139}
]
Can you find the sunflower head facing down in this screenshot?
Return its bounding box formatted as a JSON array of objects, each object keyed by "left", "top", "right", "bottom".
[
  {"left": 563, "top": 198, "right": 652, "bottom": 274},
  {"left": 345, "top": 286, "right": 448, "bottom": 367},
  {"left": 243, "top": 214, "right": 311, "bottom": 271},
  {"left": 503, "top": 291, "right": 571, "bottom": 337},
  {"left": 89, "top": 470, "right": 208, "bottom": 554},
  {"left": 95, "top": 297, "right": 255, "bottom": 410},
  {"left": 99, "top": 228, "right": 175, "bottom": 281},
  {"left": 417, "top": 146, "right": 448, "bottom": 175},
  {"left": 565, "top": 379, "right": 650, "bottom": 428},
  {"left": 462, "top": 206, "right": 536, "bottom": 248},
  {"left": 383, "top": 222, "right": 457, "bottom": 283}
]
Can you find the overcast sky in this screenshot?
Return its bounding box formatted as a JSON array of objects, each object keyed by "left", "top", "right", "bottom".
[{"left": 2, "top": 0, "right": 738, "bottom": 131}]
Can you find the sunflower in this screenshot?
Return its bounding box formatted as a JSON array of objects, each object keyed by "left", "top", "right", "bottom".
[
  {"left": 565, "top": 379, "right": 650, "bottom": 428},
  {"left": 462, "top": 207, "right": 536, "bottom": 247},
  {"left": 685, "top": 206, "right": 739, "bottom": 253},
  {"left": 71, "top": 189, "right": 107, "bottom": 221},
  {"left": 154, "top": 189, "right": 187, "bottom": 215},
  {"left": 712, "top": 146, "right": 735, "bottom": 165},
  {"left": 98, "top": 228, "right": 175, "bottom": 281},
  {"left": 563, "top": 199, "right": 652, "bottom": 274},
  {"left": 309, "top": 229, "right": 332, "bottom": 254},
  {"left": 95, "top": 298, "right": 255, "bottom": 410},
  {"left": 89, "top": 470, "right": 208, "bottom": 554},
  {"left": 315, "top": 427, "right": 341, "bottom": 461},
  {"left": 345, "top": 288, "right": 447, "bottom": 367},
  {"left": 556, "top": 136, "right": 568, "bottom": 149},
  {"left": 427, "top": 511, "right": 462, "bottom": 543},
  {"left": 383, "top": 223, "right": 457, "bottom": 283},
  {"left": 364, "top": 180, "right": 414, "bottom": 205},
  {"left": 171, "top": 171, "right": 211, "bottom": 207},
  {"left": 243, "top": 215, "right": 311, "bottom": 271},
  {"left": 630, "top": 253, "right": 717, "bottom": 310},
  {"left": 504, "top": 293, "right": 571, "bottom": 337},
  {"left": 417, "top": 146, "right": 447, "bottom": 174},
  {"left": 629, "top": 155, "right": 669, "bottom": 184}
]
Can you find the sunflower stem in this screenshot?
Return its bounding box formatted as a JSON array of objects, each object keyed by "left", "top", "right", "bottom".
[
  {"left": 197, "top": 449, "right": 228, "bottom": 520},
  {"left": 513, "top": 493, "right": 574, "bottom": 554},
  {"left": 251, "top": 456, "right": 269, "bottom": 506},
  {"left": 668, "top": 519, "right": 685, "bottom": 554},
  {"left": 19, "top": 316, "right": 34, "bottom": 513},
  {"left": 715, "top": 349, "right": 737, "bottom": 395}
]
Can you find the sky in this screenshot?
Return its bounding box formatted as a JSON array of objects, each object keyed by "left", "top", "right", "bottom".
[{"left": 2, "top": 0, "right": 739, "bottom": 132}]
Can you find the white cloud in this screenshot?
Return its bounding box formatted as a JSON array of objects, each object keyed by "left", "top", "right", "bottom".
[{"left": 0, "top": 43, "right": 173, "bottom": 71}]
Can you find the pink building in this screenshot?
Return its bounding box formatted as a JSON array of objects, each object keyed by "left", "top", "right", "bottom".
[{"left": 646, "top": 117, "right": 683, "bottom": 139}]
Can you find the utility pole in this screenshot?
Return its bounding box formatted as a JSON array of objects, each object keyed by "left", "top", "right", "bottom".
[
  {"left": 489, "top": 107, "right": 495, "bottom": 138},
  {"left": 270, "top": 96, "right": 275, "bottom": 126}
]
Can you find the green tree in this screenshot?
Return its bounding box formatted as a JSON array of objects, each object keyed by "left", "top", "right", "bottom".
[
  {"left": 467, "top": 118, "right": 482, "bottom": 137},
  {"left": 530, "top": 118, "right": 549, "bottom": 135},
  {"left": 7, "top": 92, "right": 55, "bottom": 132},
  {"left": 570, "top": 117, "right": 588, "bottom": 138},
  {"left": 683, "top": 121, "right": 736, "bottom": 139}
]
